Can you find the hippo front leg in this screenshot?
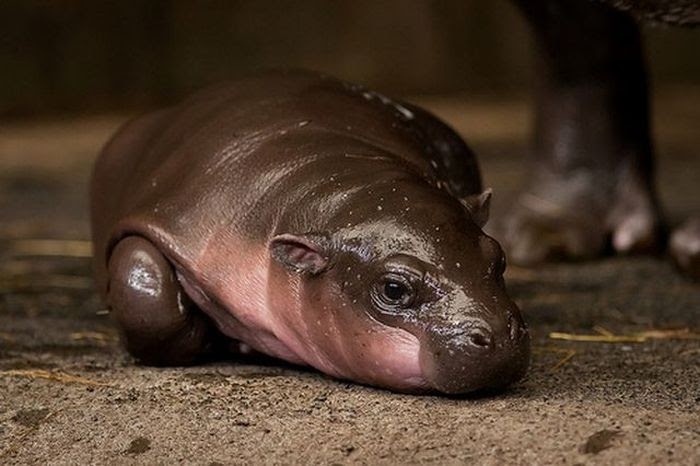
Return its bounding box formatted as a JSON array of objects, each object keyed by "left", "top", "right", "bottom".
[
  {"left": 496, "top": 0, "right": 663, "bottom": 264},
  {"left": 106, "top": 236, "right": 227, "bottom": 365}
]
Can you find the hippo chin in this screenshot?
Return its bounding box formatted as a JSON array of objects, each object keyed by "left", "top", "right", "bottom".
[{"left": 91, "top": 70, "right": 530, "bottom": 394}]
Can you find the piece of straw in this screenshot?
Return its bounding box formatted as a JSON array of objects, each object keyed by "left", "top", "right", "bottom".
[
  {"left": 549, "top": 327, "right": 700, "bottom": 343},
  {"left": 9, "top": 239, "right": 93, "bottom": 258},
  {"left": 0, "top": 369, "right": 111, "bottom": 387}
]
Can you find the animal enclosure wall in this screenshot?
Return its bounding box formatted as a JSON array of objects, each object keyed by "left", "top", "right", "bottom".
[{"left": 0, "top": 0, "right": 698, "bottom": 117}]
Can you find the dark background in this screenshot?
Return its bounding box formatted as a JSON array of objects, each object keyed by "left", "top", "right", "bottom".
[{"left": 1, "top": 0, "right": 699, "bottom": 118}]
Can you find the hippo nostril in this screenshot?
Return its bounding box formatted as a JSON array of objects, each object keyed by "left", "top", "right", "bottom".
[{"left": 466, "top": 328, "right": 492, "bottom": 349}]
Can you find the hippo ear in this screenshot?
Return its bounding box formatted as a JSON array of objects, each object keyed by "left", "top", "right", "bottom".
[
  {"left": 460, "top": 189, "right": 492, "bottom": 228},
  {"left": 270, "top": 233, "right": 329, "bottom": 275}
]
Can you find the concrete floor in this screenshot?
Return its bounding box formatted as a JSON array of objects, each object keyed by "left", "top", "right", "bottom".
[{"left": 0, "top": 91, "right": 699, "bottom": 465}]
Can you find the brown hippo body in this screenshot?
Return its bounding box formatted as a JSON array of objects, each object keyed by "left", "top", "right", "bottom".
[{"left": 92, "top": 71, "right": 529, "bottom": 394}]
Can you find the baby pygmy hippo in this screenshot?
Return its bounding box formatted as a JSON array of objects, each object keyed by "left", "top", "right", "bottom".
[{"left": 91, "top": 70, "right": 529, "bottom": 394}]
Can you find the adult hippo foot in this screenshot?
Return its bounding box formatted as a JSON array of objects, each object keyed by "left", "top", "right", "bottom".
[
  {"left": 670, "top": 217, "right": 700, "bottom": 282},
  {"left": 494, "top": 165, "right": 663, "bottom": 265},
  {"left": 501, "top": 0, "right": 665, "bottom": 266}
]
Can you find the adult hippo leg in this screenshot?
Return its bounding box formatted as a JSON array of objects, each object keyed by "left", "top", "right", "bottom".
[
  {"left": 106, "top": 236, "right": 227, "bottom": 365},
  {"left": 497, "top": 0, "right": 663, "bottom": 264}
]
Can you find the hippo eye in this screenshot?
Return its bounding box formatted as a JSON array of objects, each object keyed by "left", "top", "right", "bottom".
[
  {"left": 372, "top": 274, "right": 415, "bottom": 309},
  {"left": 384, "top": 282, "right": 406, "bottom": 301}
]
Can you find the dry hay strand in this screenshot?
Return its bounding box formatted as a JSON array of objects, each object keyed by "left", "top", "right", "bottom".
[
  {"left": 0, "top": 274, "right": 93, "bottom": 292},
  {"left": 0, "top": 369, "right": 112, "bottom": 387},
  {"left": 549, "top": 333, "right": 645, "bottom": 343},
  {"left": 42, "top": 275, "right": 93, "bottom": 289},
  {"left": 504, "top": 265, "right": 539, "bottom": 281},
  {"left": 69, "top": 331, "right": 115, "bottom": 345},
  {"left": 634, "top": 328, "right": 700, "bottom": 340},
  {"left": 8, "top": 239, "right": 93, "bottom": 258},
  {"left": 532, "top": 346, "right": 577, "bottom": 372},
  {"left": 679, "top": 347, "right": 700, "bottom": 357},
  {"left": 549, "top": 326, "right": 700, "bottom": 343}
]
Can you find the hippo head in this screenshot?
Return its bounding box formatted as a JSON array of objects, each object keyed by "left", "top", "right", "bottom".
[{"left": 268, "top": 180, "right": 530, "bottom": 394}]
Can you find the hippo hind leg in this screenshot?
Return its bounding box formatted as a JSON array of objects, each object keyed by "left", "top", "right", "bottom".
[{"left": 106, "top": 236, "right": 226, "bottom": 365}]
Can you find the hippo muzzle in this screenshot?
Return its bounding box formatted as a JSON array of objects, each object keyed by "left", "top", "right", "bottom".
[
  {"left": 420, "top": 312, "right": 530, "bottom": 394},
  {"left": 414, "top": 285, "right": 530, "bottom": 394}
]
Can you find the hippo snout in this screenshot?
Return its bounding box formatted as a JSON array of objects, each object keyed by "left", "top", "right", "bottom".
[{"left": 419, "top": 315, "right": 530, "bottom": 394}]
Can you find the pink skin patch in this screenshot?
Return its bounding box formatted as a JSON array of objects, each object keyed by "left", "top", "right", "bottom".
[
  {"left": 189, "top": 234, "right": 429, "bottom": 391},
  {"left": 266, "top": 271, "right": 428, "bottom": 390}
]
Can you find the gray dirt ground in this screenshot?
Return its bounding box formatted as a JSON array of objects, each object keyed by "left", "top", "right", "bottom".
[{"left": 0, "top": 90, "right": 699, "bottom": 465}]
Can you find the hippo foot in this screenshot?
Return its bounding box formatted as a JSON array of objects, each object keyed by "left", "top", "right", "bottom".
[
  {"left": 670, "top": 217, "right": 700, "bottom": 282},
  {"left": 493, "top": 167, "right": 662, "bottom": 265},
  {"left": 107, "top": 236, "right": 227, "bottom": 365}
]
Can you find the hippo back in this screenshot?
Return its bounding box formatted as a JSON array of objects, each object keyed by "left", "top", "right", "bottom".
[{"left": 90, "top": 70, "right": 482, "bottom": 295}]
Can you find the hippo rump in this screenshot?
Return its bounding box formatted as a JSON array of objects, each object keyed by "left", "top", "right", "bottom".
[
  {"left": 91, "top": 70, "right": 530, "bottom": 394},
  {"left": 497, "top": 0, "right": 700, "bottom": 280}
]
